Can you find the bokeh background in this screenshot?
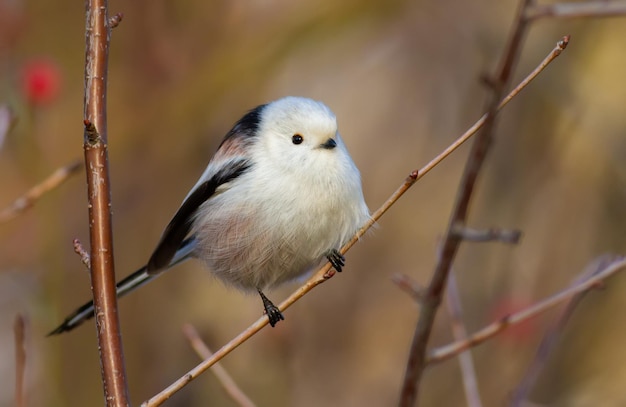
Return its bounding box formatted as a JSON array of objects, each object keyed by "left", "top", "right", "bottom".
[{"left": 1, "top": 0, "right": 626, "bottom": 406}]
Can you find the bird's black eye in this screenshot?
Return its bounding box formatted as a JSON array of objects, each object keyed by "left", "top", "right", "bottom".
[{"left": 292, "top": 134, "right": 304, "bottom": 145}]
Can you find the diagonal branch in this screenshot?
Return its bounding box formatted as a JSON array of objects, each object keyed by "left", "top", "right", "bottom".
[
  {"left": 507, "top": 255, "right": 617, "bottom": 407},
  {"left": 182, "top": 324, "right": 257, "bottom": 407},
  {"left": 0, "top": 160, "right": 81, "bottom": 224},
  {"left": 398, "top": 1, "right": 537, "bottom": 405},
  {"left": 140, "top": 33, "right": 567, "bottom": 406},
  {"left": 428, "top": 256, "right": 626, "bottom": 365}
]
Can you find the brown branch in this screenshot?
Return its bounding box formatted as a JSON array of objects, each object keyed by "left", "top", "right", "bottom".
[
  {"left": 83, "top": 1, "right": 129, "bottom": 405},
  {"left": 428, "top": 256, "right": 626, "bottom": 364},
  {"left": 507, "top": 255, "right": 616, "bottom": 407},
  {"left": 182, "top": 324, "right": 257, "bottom": 407},
  {"left": 527, "top": 1, "right": 626, "bottom": 20},
  {"left": 139, "top": 33, "right": 566, "bottom": 407},
  {"left": 452, "top": 225, "right": 522, "bottom": 244},
  {"left": 398, "top": 1, "right": 536, "bottom": 404},
  {"left": 14, "top": 314, "right": 27, "bottom": 407},
  {"left": 445, "top": 272, "right": 483, "bottom": 407},
  {"left": 392, "top": 274, "right": 426, "bottom": 303},
  {"left": 0, "top": 160, "right": 81, "bottom": 223}
]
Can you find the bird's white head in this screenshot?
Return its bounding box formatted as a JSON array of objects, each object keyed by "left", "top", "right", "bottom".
[{"left": 255, "top": 97, "right": 350, "bottom": 172}]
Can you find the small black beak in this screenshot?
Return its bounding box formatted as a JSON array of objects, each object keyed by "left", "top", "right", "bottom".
[{"left": 320, "top": 138, "right": 337, "bottom": 150}]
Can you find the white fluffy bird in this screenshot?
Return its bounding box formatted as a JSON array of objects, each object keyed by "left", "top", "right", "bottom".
[{"left": 49, "top": 96, "right": 370, "bottom": 335}]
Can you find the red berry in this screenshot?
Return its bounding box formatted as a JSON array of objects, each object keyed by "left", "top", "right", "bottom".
[{"left": 20, "top": 58, "right": 62, "bottom": 106}]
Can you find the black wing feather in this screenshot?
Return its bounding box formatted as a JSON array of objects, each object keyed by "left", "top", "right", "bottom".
[
  {"left": 146, "top": 160, "right": 251, "bottom": 272},
  {"left": 146, "top": 105, "right": 266, "bottom": 273},
  {"left": 217, "top": 104, "right": 266, "bottom": 149}
]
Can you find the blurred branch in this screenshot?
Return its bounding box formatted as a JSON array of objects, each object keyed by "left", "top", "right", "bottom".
[
  {"left": 14, "top": 314, "right": 27, "bottom": 407},
  {"left": 0, "top": 160, "right": 81, "bottom": 224},
  {"left": 0, "top": 104, "right": 16, "bottom": 150},
  {"left": 508, "top": 255, "right": 616, "bottom": 407},
  {"left": 527, "top": 1, "right": 626, "bottom": 20},
  {"left": 182, "top": 324, "right": 257, "bottom": 407},
  {"left": 451, "top": 225, "right": 522, "bottom": 244},
  {"left": 392, "top": 273, "right": 426, "bottom": 303},
  {"left": 428, "top": 256, "right": 626, "bottom": 364},
  {"left": 140, "top": 31, "right": 568, "bottom": 407},
  {"left": 83, "top": 0, "right": 129, "bottom": 405},
  {"left": 398, "top": 0, "right": 537, "bottom": 403},
  {"left": 445, "top": 272, "right": 483, "bottom": 407}
]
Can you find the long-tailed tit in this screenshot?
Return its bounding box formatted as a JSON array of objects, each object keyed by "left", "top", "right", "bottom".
[{"left": 49, "top": 96, "right": 370, "bottom": 335}]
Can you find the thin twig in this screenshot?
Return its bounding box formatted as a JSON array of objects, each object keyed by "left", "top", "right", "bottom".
[
  {"left": 398, "top": 1, "right": 535, "bottom": 404},
  {"left": 14, "top": 314, "right": 27, "bottom": 407},
  {"left": 508, "top": 255, "right": 616, "bottom": 407},
  {"left": 527, "top": 1, "right": 626, "bottom": 20},
  {"left": 497, "top": 35, "right": 569, "bottom": 109},
  {"left": 182, "top": 324, "right": 257, "bottom": 407},
  {"left": 392, "top": 274, "right": 426, "bottom": 303},
  {"left": 428, "top": 256, "right": 626, "bottom": 364},
  {"left": 140, "top": 34, "right": 567, "bottom": 407},
  {"left": 83, "top": 1, "right": 130, "bottom": 405},
  {"left": 451, "top": 225, "right": 522, "bottom": 244},
  {"left": 0, "top": 160, "right": 81, "bottom": 223},
  {"left": 445, "top": 272, "right": 483, "bottom": 407}
]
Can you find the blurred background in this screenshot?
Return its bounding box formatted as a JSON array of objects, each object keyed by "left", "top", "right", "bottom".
[{"left": 1, "top": 0, "right": 626, "bottom": 406}]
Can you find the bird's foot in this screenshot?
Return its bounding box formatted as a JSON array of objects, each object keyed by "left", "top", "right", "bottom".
[
  {"left": 258, "top": 289, "right": 284, "bottom": 327},
  {"left": 327, "top": 249, "right": 345, "bottom": 273}
]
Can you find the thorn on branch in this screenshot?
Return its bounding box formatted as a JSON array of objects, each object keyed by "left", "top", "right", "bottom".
[
  {"left": 451, "top": 224, "right": 522, "bottom": 244},
  {"left": 83, "top": 119, "right": 99, "bottom": 144},
  {"left": 392, "top": 273, "right": 426, "bottom": 303},
  {"left": 73, "top": 238, "right": 91, "bottom": 271},
  {"left": 109, "top": 13, "right": 123, "bottom": 29},
  {"left": 322, "top": 268, "right": 336, "bottom": 279}
]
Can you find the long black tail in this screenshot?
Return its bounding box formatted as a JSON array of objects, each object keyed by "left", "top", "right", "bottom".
[{"left": 47, "top": 238, "right": 196, "bottom": 336}]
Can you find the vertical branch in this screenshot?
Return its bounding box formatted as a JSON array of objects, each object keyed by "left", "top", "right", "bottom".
[
  {"left": 83, "top": 1, "right": 129, "bottom": 406},
  {"left": 445, "top": 273, "right": 483, "bottom": 407},
  {"left": 398, "top": 1, "right": 534, "bottom": 405},
  {"left": 14, "top": 314, "right": 27, "bottom": 407}
]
